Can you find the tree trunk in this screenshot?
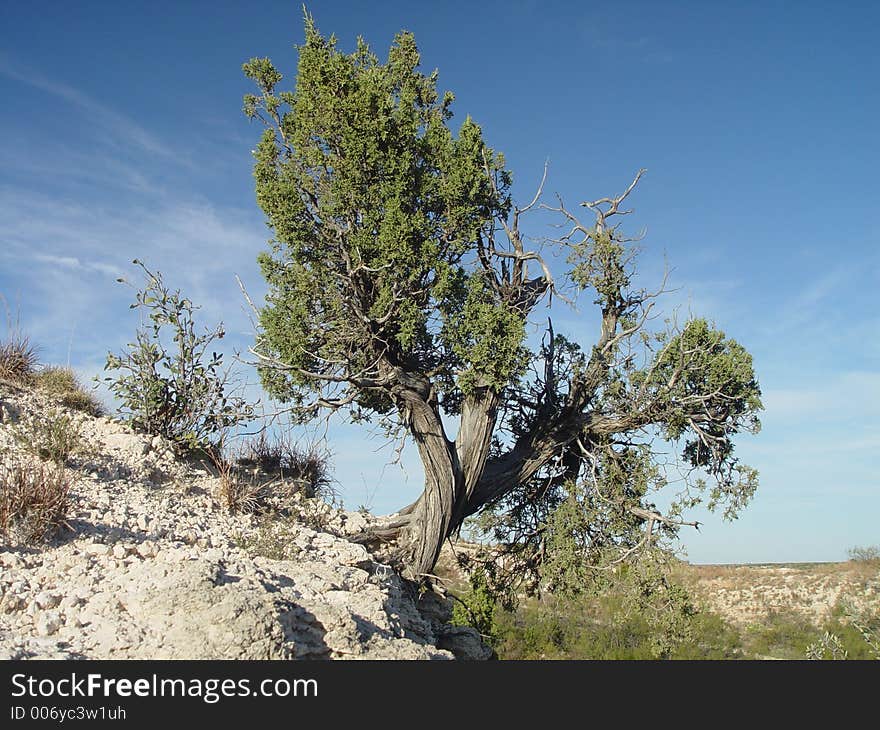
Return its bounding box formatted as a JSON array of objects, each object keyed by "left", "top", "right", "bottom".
[
  {"left": 372, "top": 394, "right": 578, "bottom": 578},
  {"left": 450, "top": 388, "right": 499, "bottom": 530},
  {"left": 390, "top": 386, "right": 499, "bottom": 579},
  {"left": 396, "top": 389, "right": 459, "bottom": 579},
  {"left": 373, "top": 388, "right": 612, "bottom": 579}
]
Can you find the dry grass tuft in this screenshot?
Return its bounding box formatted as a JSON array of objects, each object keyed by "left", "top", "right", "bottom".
[
  {"left": 34, "top": 366, "right": 105, "bottom": 417},
  {"left": 235, "top": 432, "right": 333, "bottom": 499},
  {"left": 0, "top": 332, "right": 39, "bottom": 385},
  {"left": 210, "top": 449, "right": 268, "bottom": 514},
  {"left": 0, "top": 458, "right": 71, "bottom": 544}
]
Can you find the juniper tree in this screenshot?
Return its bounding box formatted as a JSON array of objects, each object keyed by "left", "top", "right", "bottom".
[{"left": 242, "top": 14, "right": 762, "bottom": 581}]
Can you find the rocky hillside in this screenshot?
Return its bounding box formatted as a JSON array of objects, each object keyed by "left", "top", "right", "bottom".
[
  {"left": 683, "top": 561, "right": 880, "bottom": 627},
  {"left": 0, "top": 379, "right": 489, "bottom": 660}
]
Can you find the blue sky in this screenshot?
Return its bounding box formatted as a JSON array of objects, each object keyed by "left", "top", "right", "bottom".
[{"left": 1, "top": 1, "right": 877, "bottom": 563}]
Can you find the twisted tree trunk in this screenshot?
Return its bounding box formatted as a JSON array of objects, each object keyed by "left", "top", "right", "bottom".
[
  {"left": 368, "top": 399, "right": 604, "bottom": 578},
  {"left": 401, "top": 400, "right": 458, "bottom": 579},
  {"left": 392, "top": 386, "right": 499, "bottom": 579}
]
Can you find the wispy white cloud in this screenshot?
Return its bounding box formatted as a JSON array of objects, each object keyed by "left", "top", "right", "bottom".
[
  {"left": 734, "top": 370, "right": 880, "bottom": 508},
  {"left": 0, "top": 183, "right": 268, "bottom": 371},
  {"left": 758, "top": 262, "right": 875, "bottom": 341},
  {"left": 31, "top": 253, "right": 126, "bottom": 280},
  {"left": 791, "top": 266, "right": 852, "bottom": 310},
  {"left": 0, "top": 58, "right": 173, "bottom": 159},
  {"left": 0, "top": 141, "right": 163, "bottom": 196}
]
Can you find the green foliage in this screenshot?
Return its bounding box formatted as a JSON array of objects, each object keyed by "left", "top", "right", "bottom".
[
  {"left": 494, "top": 590, "right": 880, "bottom": 661},
  {"left": 494, "top": 604, "right": 658, "bottom": 660},
  {"left": 744, "top": 610, "right": 819, "bottom": 659},
  {"left": 446, "top": 275, "right": 529, "bottom": 395},
  {"left": 584, "top": 550, "right": 700, "bottom": 657},
  {"left": 541, "top": 455, "right": 666, "bottom": 599},
  {"left": 494, "top": 586, "right": 740, "bottom": 660},
  {"left": 34, "top": 366, "right": 104, "bottom": 417},
  {"left": 0, "top": 457, "right": 71, "bottom": 545},
  {"left": 807, "top": 602, "right": 880, "bottom": 660},
  {"left": 673, "top": 610, "right": 745, "bottom": 659},
  {"left": 103, "top": 260, "right": 254, "bottom": 451},
  {"left": 461, "top": 544, "right": 708, "bottom": 659},
  {"left": 568, "top": 229, "right": 631, "bottom": 303},
  {"left": 462, "top": 555, "right": 878, "bottom": 660},
  {"left": 244, "top": 12, "right": 515, "bottom": 416},
  {"left": 474, "top": 317, "right": 763, "bottom": 598},
  {"left": 451, "top": 568, "right": 500, "bottom": 644},
  {"left": 744, "top": 604, "right": 880, "bottom": 660},
  {"left": 644, "top": 318, "right": 762, "bottom": 520}
]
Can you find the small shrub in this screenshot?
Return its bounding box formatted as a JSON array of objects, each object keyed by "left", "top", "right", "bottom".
[
  {"left": 103, "top": 260, "right": 254, "bottom": 452},
  {"left": 13, "top": 409, "right": 86, "bottom": 464},
  {"left": 235, "top": 431, "right": 285, "bottom": 473},
  {"left": 235, "top": 433, "right": 334, "bottom": 500},
  {"left": 283, "top": 445, "right": 334, "bottom": 500},
  {"left": 0, "top": 458, "right": 71, "bottom": 544},
  {"left": 493, "top": 597, "right": 665, "bottom": 660},
  {"left": 210, "top": 433, "right": 336, "bottom": 525},
  {"left": 806, "top": 631, "right": 849, "bottom": 660},
  {"left": 0, "top": 331, "right": 39, "bottom": 385},
  {"left": 808, "top": 602, "right": 880, "bottom": 660},
  {"left": 744, "top": 610, "right": 818, "bottom": 659},
  {"left": 672, "top": 611, "right": 744, "bottom": 659},
  {"left": 211, "top": 450, "right": 267, "bottom": 514},
  {"left": 451, "top": 568, "right": 500, "bottom": 644},
  {"left": 848, "top": 545, "right": 880, "bottom": 564},
  {"left": 235, "top": 515, "right": 306, "bottom": 561},
  {"left": 34, "top": 366, "right": 104, "bottom": 416}
]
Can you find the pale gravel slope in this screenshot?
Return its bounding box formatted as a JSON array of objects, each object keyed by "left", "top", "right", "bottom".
[{"left": 0, "top": 381, "right": 488, "bottom": 660}]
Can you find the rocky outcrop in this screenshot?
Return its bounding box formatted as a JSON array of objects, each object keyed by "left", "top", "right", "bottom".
[{"left": 0, "top": 381, "right": 489, "bottom": 660}]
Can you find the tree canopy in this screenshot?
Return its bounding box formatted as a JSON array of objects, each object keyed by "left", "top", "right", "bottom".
[{"left": 242, "top": 13, "right": 762, "bottom": 583}]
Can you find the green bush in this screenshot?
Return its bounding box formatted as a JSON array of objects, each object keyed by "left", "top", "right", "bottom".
[
  {"left": 451, "top": 569, "right": 500, "bottom": 644},
  {"left": 744, "top": 610, "right": 818, "bottom": 659},
  {"left": 807, "top": 602, "right": 880, "bottom": 660},
  {"left": 672, "top": 611, "right": 744, "bottom": 659},
  {"left": 34, "top": 366, "right": 104, "bottom": 416},
  {"left": 492, "top": 590, "right": 743, "bottom": 661},
  {"left": 103, "top": 260, "right": 254, "bottom": 451},
  {"left": 487, "top": 549, "right": 744, "bottom": 660}
]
